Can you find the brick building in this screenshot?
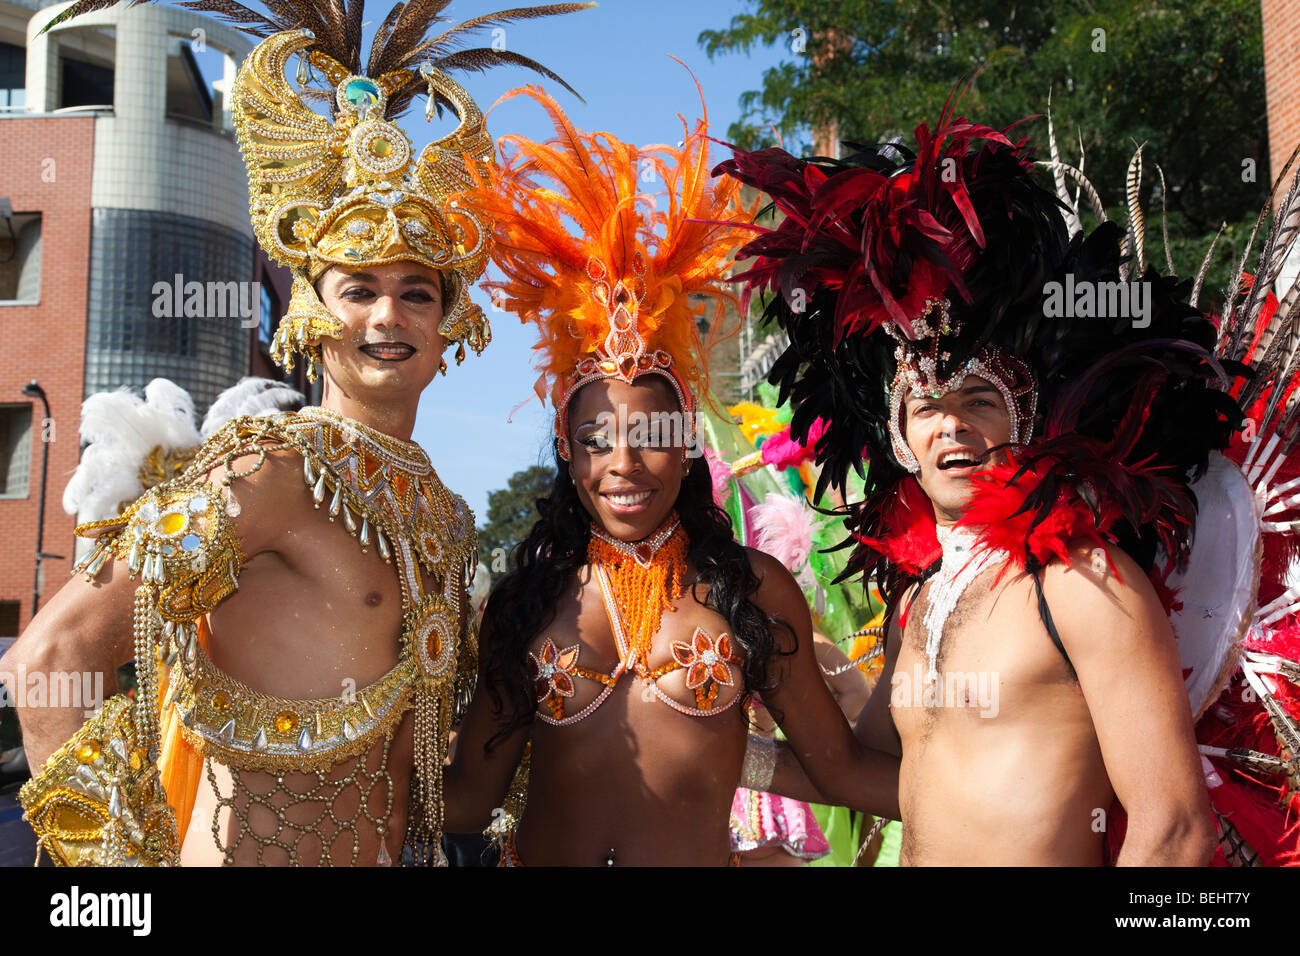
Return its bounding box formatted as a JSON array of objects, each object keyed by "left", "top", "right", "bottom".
[
  {"left": 0, "top": 0, "right": 303, "bottom": 635},
  {"left": 1263, "top": 0, "right": 1300, "bottom": 199},
  {"left": 1263, "top": 0, "right": 1300, "bottom": 296}
]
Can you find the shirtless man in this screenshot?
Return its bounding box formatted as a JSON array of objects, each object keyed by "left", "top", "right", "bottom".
[
  {"left": 768, "top": 374, "right": 1216, "bottom": 865},
  {"left": 716, "top": 103, "right": 1223, "bottom": 866},
  {"left": 6, "top": 261, "right": 472, "bottom": 865},
  {"left": 860, "top": 376, "right": 1216, "bottom": 865},
  {"left": 0, "top": 4, "right": 591, "bottom": 862}
]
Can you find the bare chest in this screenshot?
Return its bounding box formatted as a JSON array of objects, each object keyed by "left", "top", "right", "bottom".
[
  {"left": 889, "top": 568, "right": 1079, "bottom": 737},
  {"left": 206, "top": 505, "right": 407, "bottom": 698}
]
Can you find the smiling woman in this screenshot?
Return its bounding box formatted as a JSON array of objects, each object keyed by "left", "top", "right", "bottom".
[{"left": 439, "top": 89, "right": 901, "bottom": 866}]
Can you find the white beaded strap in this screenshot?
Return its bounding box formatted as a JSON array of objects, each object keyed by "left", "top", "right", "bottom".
[
  {"left": 534, "top": 684, "right": 616, "bottom": 726},
  {"left": 647, "top": 679, "right": 742, "bottom": 718},
  {"left": 528, "top": 570, "right": 629, "bottom": 726},
  {"left": 592, "top": 564, "right": 634, "bottom": 667}
]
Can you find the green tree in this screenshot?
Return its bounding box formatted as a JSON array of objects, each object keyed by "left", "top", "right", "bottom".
[
  {"left": 477, "top": 465, "right": 556, "bottom": 572},
  {"left": 700, "top": 0, "right": 1270, "bottom": 303}
]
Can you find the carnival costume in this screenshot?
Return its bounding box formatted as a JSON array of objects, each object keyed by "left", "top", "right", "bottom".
[
  {"left": 717, "top": 83, "right": 1300, "bottom": 864},
  {"left": 480, "top": 83, "right": 754, "bottom": 714},
  {"left": 18, "top": 0, "right": 592, "bottom": 867},
  {"left": 701, "top": 396, "right": 895, "bottom": 864},
  {"left": 466, "top": 85, "right": 756, "bottom": 859}
]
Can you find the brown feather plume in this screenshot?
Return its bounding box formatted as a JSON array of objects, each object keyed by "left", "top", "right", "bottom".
[{"left": 41, "top": 0, "right": 595, "bottom": 120}]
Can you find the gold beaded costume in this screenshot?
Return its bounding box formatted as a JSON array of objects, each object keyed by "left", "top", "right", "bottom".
[{"left": 19, "top": 0, "right": 593, "bottom": 866}]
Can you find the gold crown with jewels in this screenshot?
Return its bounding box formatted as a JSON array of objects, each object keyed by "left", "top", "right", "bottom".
[
  {"left": 41, "top": 1, "right": 594, "bottom": 381},
  {"left": 235, "top": 29, "right": 496, "bottom": 379}
]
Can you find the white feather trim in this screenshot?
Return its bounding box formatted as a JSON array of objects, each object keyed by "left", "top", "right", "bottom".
[
  {"left": 63, "top": 379, "right": 204, "bottom": 524},
  {"left": 201, "top": 377, "right": 304, "bottom": 438},
  {"left": 470, "top": 561, "right": 491, "bottom": 614}
]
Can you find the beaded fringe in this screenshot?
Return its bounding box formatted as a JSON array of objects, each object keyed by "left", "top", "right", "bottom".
[{"left": 403, "top": 686, "right": 446, "bottom": 865}]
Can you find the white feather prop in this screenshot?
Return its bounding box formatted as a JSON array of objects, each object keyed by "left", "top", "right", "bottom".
[
  {"left": 62, "top": 379, "right": 202, "bottom": 524},
  {"left": 750, "top": 493, "right": 816, "bottom": 585},
  {"left": 470, "top": 561, "right": 491, "bottom": 614},
  {"left": 200, "top": 377, "right": 304, "bottom": 438},
  {"left": 63, "top": 376, "right": 303, "bottom": 526}
]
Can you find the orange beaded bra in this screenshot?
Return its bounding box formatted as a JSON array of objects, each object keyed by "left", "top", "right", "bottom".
[{"left": 528, "top": 515, "right": 742, "bottom": 725}]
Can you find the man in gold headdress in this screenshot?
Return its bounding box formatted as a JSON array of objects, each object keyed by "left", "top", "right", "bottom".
[{"left": 2, "top": 0, "right": 592, "bottom": 867}]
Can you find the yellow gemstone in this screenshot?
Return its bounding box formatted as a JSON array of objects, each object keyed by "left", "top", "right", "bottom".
[
  {"left": 75, "top": 739, "right": 101, "bottom": 764},
  {"left": 211, "top": 690, "right": 232, "bottom": 712},
  {"left": 371, "top": 137, "right": 392, "bottom": 157},
  {"left": 274, "top": 711, "right": 298, "bottom": 735},
  {"left": 426, "top": 632, "right": 442, "bottom": 659},
  {"left": 129, "top": 747, "right": 146, "bottom": 772},
  {"left": 156, "top": 512, "right": 186, "bottom": 535}
]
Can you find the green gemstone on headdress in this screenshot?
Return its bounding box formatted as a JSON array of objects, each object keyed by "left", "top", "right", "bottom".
[{"left": 343, "top": 79, "right": 380, "bottom": 108}]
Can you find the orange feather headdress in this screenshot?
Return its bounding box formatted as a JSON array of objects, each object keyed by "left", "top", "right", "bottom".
[{"left": 471, "top": 84, "right": 756, "bottom": 459}]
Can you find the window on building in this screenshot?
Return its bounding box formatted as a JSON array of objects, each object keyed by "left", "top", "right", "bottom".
[
  {"left": 0, "top": 213, "right": 41, "bottom": 303},
  {"left": 0, "top": 601, "right": 18, "bottom": 639},
  {"left": 57, "top": 27, "right": 115, "bottom": 110},
  {"left": 0, "top": 404, "right": 32, "bottom": 498},
  {"left": 259, "top": 282, "right": 279, "bottom": 348},
  {"left": 165, "top": 38, "right": 213, "bottom": 125},
  {"left": 0, "top": 41, "right": 25, "bottom": 112}
]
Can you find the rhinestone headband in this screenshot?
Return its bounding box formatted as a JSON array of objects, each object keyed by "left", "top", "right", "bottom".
[
  {"left": 555, "top": 256, "right": 697, "bottom": 461},
  {"left": 885, "top": 299, "right": 1037, "bottom": 473}
]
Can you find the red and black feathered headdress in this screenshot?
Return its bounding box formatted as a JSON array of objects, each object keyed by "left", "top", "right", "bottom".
[{"left": 716, "top": 92, "right": 1242, "bottom": 598}]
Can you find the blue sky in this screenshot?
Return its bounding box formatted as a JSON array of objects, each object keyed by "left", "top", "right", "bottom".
[{"left": 381, "top": 0, "right": 791, "bottom": 522}]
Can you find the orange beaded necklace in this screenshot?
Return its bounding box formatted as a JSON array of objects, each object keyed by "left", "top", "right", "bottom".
[{"left": 586, "top": 514, "right": 688, "bottom": 676}]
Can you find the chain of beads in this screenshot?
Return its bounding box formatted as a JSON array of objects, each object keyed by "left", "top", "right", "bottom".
[
  {"left": 131, "top": 587, "right": 162, "bottom": 761},
  {"left": 586, "top": 516, "right": 687, "bottom": 676},
  {"left": 205, "top": 738, "right": 395, "bottom": 866}
]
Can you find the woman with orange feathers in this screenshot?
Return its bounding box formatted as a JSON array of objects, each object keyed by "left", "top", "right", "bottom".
[{"left": 441, "top": 85, "right": 900, "bottom": 865}]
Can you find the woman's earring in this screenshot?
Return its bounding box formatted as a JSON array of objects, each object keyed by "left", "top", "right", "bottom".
[{"left": 438, "top": 357, "right": 449, "bottom": 376}]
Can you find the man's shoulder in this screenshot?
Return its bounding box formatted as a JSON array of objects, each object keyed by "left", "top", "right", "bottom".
[
  {"left": 136, "top": 413, "right": 318, "bottom": 547},
  {"left": 1039, "top": 537, "right": 1172, "bottom": 642},
  {"left": 1041, "top": 538, "right": 1149, "bottom": 595}
]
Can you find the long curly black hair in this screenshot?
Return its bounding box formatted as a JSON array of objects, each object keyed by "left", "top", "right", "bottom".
[{"left": 481, "top": 446, "right": 792, "bottom": 750}]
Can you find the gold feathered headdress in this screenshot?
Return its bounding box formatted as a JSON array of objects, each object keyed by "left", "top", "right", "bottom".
[
  {"left": 43, "top": 0, "right": 594, "bottom": 380},
  {"left": 472, "top": 83, "right": 756, "bottom": 458}
]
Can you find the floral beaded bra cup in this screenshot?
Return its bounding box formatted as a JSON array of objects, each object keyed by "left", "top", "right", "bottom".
[{"left": 528, "top": 515, "right": 742, "bottom": 725}]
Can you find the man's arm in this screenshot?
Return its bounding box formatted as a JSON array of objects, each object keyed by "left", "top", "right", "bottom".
[
  {"left": 852, "top": 602, "right": 905, "bottom": 757},
  {"left": 3, "top": 444, "right": 290, "bottom": 771},
  {"left": 751, "top": 550, "right": 901, "bottom": 819},
  {"left": 1047, "top": 544, "right": 1217, "bottom": 866},
  {"left": 442, "top": 613, "right": 531, "bottom": 833},
  {"left": 1, "top": 558, "right": 137, "bottom": 769},
  {"left": 812, "top": 631, "right": 870, "bottom": 722},
  {"left": 760, "top": 600, "right": 904, "bottom": 807}
]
